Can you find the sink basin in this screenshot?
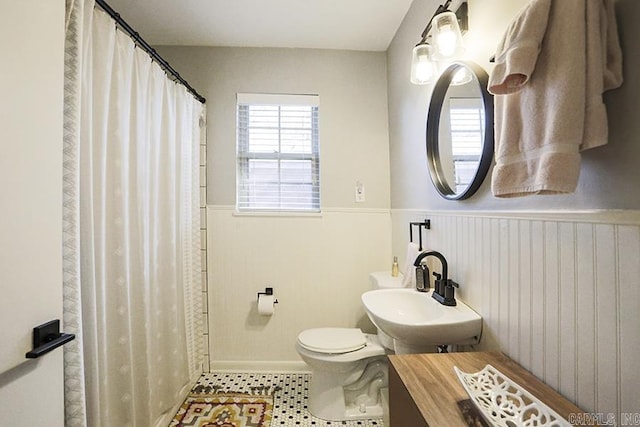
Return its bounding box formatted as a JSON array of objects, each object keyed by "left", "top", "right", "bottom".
[{"left": 361, "top": 288, "right": 482, "bottom": 352}]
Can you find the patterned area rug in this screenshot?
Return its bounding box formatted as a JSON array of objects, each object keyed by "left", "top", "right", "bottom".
[{"left": 170, "top": 393, "right": 273, "bottom": 427}]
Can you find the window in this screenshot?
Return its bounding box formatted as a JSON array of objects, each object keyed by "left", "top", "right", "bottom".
[
  {"left": 236, "top": 93, "right": 320, "bottom": 212},
  {"left": 448, "top": 97, "right": 485, "bottom": 193}
]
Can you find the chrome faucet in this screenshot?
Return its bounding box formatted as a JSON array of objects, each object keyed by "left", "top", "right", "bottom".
[{"left": 413, "top": 250, "right": 459, "bottom": 306}]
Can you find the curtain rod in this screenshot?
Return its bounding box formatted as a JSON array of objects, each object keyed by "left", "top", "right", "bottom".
[{"left": 94, "top": 0, "right": 206, "bottom": 104}]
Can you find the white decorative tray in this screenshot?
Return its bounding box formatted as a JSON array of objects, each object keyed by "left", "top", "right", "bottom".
[{"left": 454, "top": 364, "right": 571, "bottom": 427}]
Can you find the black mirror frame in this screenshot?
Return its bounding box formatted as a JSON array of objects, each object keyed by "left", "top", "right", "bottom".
[{"left": 426, "top": 61, "right": 494, "bottom": 200}]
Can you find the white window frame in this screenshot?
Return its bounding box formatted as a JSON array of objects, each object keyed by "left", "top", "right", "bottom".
[{"left": 236, "top": 93, "right": 320, "bottom": 213}]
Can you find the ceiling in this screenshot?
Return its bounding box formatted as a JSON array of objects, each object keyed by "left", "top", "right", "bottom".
[{"left": 104, "top": 0, "right": 415, "bottom": 52}]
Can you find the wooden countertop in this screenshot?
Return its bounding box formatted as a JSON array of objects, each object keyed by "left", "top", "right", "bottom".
[{"left": 388, "top": 351, "right": 594, "bottom": 426}]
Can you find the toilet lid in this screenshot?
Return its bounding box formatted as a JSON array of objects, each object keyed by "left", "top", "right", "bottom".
[{"left": 297, "top": 328, "right": 367, "bottom": 354}]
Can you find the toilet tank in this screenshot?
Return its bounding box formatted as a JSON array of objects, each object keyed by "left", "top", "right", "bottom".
[{"left": 369, "top": 271, "right": 404, "bottom": 290}]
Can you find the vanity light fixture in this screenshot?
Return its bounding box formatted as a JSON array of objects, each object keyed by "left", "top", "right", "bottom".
[
  {"left": 431, "top": 10, "right": 465, "bottom": 59},
  {"left": 410, "top": 43, "right": 437, "bottom": 85},
  {"left": 410, "top": 0, "right": 468, "bottom": 85}
]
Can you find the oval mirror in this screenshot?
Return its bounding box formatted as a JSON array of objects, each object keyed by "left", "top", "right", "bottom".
[{"left": 426, "top": 61, "right": 494, "bottom": 200}]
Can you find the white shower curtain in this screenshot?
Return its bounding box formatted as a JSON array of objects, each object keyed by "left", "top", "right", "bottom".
[{"left": 63, "top": 1, "right": 204, "bottom": 426}]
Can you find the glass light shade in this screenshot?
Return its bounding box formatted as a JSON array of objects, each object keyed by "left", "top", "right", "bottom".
[
  {"left": 432, "top": 11, "right": 464, "bottom": 59},
  {"left": 410, "top": 44, "right": 436, "bottom": 85},
  {"left": 437, "top": 60, "right": 473, "bottom": 86},
  {"left": 451, "top": 66, "right": 473, "bottom": 85}
]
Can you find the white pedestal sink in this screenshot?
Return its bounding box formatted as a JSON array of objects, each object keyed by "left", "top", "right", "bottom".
[{"left": 361, "top": 288, "right": 482, "bottom": 354}]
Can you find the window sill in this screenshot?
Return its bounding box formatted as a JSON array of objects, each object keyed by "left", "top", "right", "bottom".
[{"left": 232, "top": 209, "right": 322, "bottom": 218}]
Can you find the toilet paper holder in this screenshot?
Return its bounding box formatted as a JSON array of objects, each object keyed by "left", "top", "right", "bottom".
[{"left": 257, "top": 287, "right": 279, "bottom": 304}]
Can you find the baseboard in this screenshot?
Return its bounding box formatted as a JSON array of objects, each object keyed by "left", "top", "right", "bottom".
[{"left": 209, "top": 360, "right": 310, "bottom": 373}]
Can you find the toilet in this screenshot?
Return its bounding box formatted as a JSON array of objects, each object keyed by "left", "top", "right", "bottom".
[
  {"left": 294, "top": 271, "right": 404, "bottom": 421},
  {"left": 295, "top": 327, "right": 388, "bottom": 421}
]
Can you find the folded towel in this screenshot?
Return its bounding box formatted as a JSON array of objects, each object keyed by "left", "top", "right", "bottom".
[{"left": 401, "top": 243, "right": 422, "bottom": 288}]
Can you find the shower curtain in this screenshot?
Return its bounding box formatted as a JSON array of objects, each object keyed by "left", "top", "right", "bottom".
[{"left": 63, "top": 1, "right": 204, "bottom": 426}]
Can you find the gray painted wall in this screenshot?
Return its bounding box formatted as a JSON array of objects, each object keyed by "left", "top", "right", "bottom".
[
  {"left": 156, "top": 46, "right": 391, "bottom": 209},
  {"left": 388, "top": 0, "right": 640, "bottom": 210}
]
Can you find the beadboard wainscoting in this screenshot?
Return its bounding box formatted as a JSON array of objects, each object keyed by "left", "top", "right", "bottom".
[
  {"left": 206, "top": 206, "right": 392, "bottom": 371},
  {"left": 391, "top": 210, "right": 640, "bottom": 420}
]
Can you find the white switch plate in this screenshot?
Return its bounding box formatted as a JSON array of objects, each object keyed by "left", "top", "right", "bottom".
[{"left": 355, "top": 181, "right": 365, "bottom": 202}]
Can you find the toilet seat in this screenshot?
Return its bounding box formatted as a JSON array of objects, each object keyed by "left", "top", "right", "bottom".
[{"left": 297, "top": 328, "right": 367, "bottom": 354}]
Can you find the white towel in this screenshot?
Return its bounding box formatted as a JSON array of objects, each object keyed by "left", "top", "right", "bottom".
[
  {"left": 401, "top": 243, "right": 422, "bottom": 288},
  {"left": 488, "top": 0, "right": 623, "bottom": 198}
]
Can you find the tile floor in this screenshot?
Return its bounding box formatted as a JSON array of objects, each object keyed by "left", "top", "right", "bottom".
[{"left": 193, "top": 372, "right": 384, "bottom": 426}]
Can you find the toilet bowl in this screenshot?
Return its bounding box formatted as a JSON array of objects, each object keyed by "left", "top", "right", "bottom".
[{"left": 295, "top": 327, "right": 388, "bottom": 421}]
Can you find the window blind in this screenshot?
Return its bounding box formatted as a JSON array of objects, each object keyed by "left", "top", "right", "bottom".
[
  {"left": 236, "top": 93, "right": 320, "bottom": 211},
  {"left": 449, "top": 97, "right": 484, "bottom": 192}
]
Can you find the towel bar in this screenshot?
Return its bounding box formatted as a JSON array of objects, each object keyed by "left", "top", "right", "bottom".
[{"left": 409, "top": 219, "right": 431, "bottom": 251}]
